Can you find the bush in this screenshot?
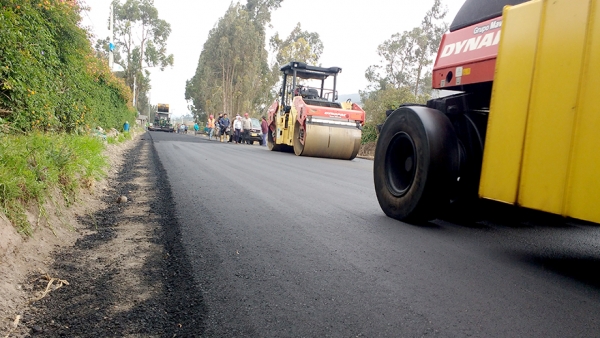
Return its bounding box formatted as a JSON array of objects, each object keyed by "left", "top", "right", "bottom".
[
  {"left": 0, "top": 0, "right": 135, "bottom": 133},
  {"left": 0, "top": 133, "right": 107, "bottom": 235},
  {"left": 361, "top": 122, "right": 379, "bottom": 144},
  {"left": 0, "top": 1, "right": 136, "bottom": 235},
  {"left": 106, "top": 131, "right": 132, "bottom": 144}
]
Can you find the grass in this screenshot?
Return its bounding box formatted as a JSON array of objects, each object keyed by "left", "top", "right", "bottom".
[
  {"left": 0, "top": 133, "right": 108, "bottom": 235},
  {"left": 107, "top": 131, "right": 132, "bottom": 144}
]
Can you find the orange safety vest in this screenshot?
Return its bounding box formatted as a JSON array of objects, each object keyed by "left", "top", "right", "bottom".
[{"left": 207, "top": 118, "right": 215, "bottom": 128}]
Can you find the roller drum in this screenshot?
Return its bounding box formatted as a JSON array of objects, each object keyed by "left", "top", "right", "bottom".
[{"left": 294, "top": 122, "right": 361, "bottom": 160}]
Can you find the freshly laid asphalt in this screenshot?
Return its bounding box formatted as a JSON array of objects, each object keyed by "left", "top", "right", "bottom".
[
  {"left": 152, "top": 131, "right": 600, "bottom": 336},
  {"left": 19, "top": 130, "right": 599, "bottom": 337}
]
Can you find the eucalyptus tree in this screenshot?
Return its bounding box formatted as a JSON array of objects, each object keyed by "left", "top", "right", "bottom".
[
  {"left": 245, "top": 0, "right": 283, "bottom": 28},
  {"left": 186, "top": 1, "right": 281, "bottom": 121},
  {"left": 211, "top": 4, "right": 263, "bottom": 116},
  {"left": 365, "top": 0, "right": 448, "bottom": 97},
  {"left": 111, "top": 0, "right": 174, "bottom": 110},
  {"left": 185, "top": 35, "right": 223, "bottom": 122},
  {"left": 244, "top": 0, "right": 284, "bottom": 114},
  {"left": 94, "top": 37, "right": 123, "bottom": 66},
  {"left": 270, "top": 23, "right": 324, "bottom": 68},
  {"left": 361, "top": 0, "right": 448, "bottom": 125}
]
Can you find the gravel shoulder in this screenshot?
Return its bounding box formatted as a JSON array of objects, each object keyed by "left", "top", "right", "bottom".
[{"left": 1, "top": 132, "right": 206, "bottom": 337}]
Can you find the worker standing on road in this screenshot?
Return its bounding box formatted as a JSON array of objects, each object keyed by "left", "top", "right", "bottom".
[
  {"left": 233, "top": 115, "right": 242, "bottom": 144},
  {"left": 241, "top": 113, "right": 252, "bottom": 145},
  {"left": 261, "top": 116, "right": 268, "bottom": 147},
  {"left": 207, "top": 115, "right": 215, "bottom": 140},
  {"left": 215, "top": 113, "right": 223, "bottom": 140},
  {"left": 227, "top": 116, "right": 234, "bottom": 143},
  {"left": 220, "top": 114, "right": 230, "bottom": 143},
  {"left": 194, "top": 122, "right": 199, "bottom": 135}
]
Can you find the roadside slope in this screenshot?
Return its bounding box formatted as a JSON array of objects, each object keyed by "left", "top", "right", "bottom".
[{"left": 2, "top": 133, "right": 206, "bottom": 337}]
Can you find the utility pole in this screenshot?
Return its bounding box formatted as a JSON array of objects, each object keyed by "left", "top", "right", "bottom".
[{"left": 108, "top": 3, "right": 114, "bottom": 71}]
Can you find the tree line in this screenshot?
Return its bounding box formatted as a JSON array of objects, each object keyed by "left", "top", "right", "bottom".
[
  {"left": 184, "top": 0, "right": 448, "bottom": 142},
  {"left": 358, "top": 0, "right": 448, "bottom": 143},
  {"left": 0, "top": 0, "right": 449, "bottom": 139},
  {"left": 94, "top": 0, "right": 174, "bottom": 123},
  {"left": 184, "top": 0, "right": 325, "bottom": 124}
]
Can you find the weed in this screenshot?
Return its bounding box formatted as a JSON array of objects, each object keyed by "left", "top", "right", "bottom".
[
  {"left": 107, "top": 131, "right": 132, "bottom": 144},
  {"left": 0, "top": 133, "right": 107, "bottom": 235},
  {"left": 361, "top": 122, "right": 379, "bottom": 144}
]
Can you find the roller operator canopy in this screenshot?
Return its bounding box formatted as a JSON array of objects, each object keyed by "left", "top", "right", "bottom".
[
  {"left": 450, "top": 0, "right": 529, "bottom": 32},
  {"left": 280, "top": 61, "right": 342, "bottom": 80},
  {"left": 157, "top": 103, "right": 170, "bottom": 113}
]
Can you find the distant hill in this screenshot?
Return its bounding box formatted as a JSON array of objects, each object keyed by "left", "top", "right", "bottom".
[{"left": 338, "top": 93, "right": 362, "bottom": 105}]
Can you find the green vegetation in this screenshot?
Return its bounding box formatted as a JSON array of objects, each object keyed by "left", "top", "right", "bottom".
[
  {"left": 0, "top": 0, "right": 138, "bottom": 235},
  {"left": 0, "top": 133, "right": 107, "bottom": 235},
  {"left": 360, "top": 0, "right": 449, "bottom": 126},
  {"left": 185, "top": 0, "right": 324, "bottom": 122},
  {"left": 185, "top": 3, "right": 275, "bottom": 122},
  {"left": 0, "top": 0, "right": 135, "bottom": 133},
  {"left": 361, "top": 123, "right": 379, "bottom": 145},
  {"left": 107, "top": 131, "right": 132, "bottom": 144},
  {"left": 269, "top": 22, "right": 324, "bottom": 72},
  {"left": 361, "top": 86, "right": 426, "bottom": 128},
  {"left": 95, "top": 0, "right": 174, "bottom": 116}
]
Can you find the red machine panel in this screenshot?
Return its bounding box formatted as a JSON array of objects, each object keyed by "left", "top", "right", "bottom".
[
  {"left": 433, "top": 17, "right": 502, "bottom": 89},
  {"left": 293, "top": 97, "right": 366, "bottom": 124},
  {"left": 266, "top": 100, "right": 279, "bottom": 134}
]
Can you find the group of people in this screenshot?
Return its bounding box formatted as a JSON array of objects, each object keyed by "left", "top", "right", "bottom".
[
  {"left": 206, "top": 113, "right": 269, "bottom": 146},
  {"left": 175, "top": 123, "right": 200, "bottom": 134},
  {"left": 176, "top": 124, "right": 188, "bottom": 134}
]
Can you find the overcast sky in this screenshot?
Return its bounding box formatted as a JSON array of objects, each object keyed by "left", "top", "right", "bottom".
[{"left": 81, "top": 0, "right": 466, "bottom": 117}]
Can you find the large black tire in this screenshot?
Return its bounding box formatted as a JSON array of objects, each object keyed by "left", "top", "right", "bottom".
[
  {"left": 293, "top": 121, "right": 304, "bottom": 156},
  {"left": 374, "top": 106, "right": 460, "bottom": 222},
  {"left": 267, "top": 128, "right": 293, "bottom": 152},
  {"left": 268, "top": 129, "right": 283, "bottom": 151}
]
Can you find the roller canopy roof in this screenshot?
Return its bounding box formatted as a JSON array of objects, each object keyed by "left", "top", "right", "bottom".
[
  {"left": 157, "top": 103, "right": 169, "bottom": 113},
  {"left": 450, "top": 0, "right": 529, "bottom": 32},
  {"left": 280, "top": 61, "right": 342, "bottom": 80}
]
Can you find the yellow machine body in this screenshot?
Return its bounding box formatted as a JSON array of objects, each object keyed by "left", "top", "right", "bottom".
[
  {"left": 268, "top": 62, "right": 366, "bottom": 161},
  {"left": 479, "top": 0, "right": 600, "bottom": 223},
  {"left": 270, "top": 97, "right": 363, "bottom": 160}
]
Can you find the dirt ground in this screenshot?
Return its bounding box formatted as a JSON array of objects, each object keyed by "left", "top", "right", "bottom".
[
  {"left": 0, "top": 132, "right": 375, "bottom": 337},
  {"left": 0, "top": 132, "right": 205, "bottom": 337},
  {"left": 358, "top": 141, "right": 376, "bottom": 159},
  {"left": 0, "top": 134, "right": 137, "bottom": 336}
]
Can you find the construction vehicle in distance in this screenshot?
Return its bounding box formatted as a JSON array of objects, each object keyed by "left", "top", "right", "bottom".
[
  {"left": 151, "top": 103, "right": 174, "bottom": 132},
  {"left": 266, "top": 62, "right": 366, "bottom": 160},
  {"left": 374, "top": 0, "right": 600, "bottom": 224}
]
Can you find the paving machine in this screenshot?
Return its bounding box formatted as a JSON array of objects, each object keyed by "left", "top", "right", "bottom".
[
  {"left": 267, "top": 62, "right": 366, "bottom": 160},
  {"left": 374, "top": 0, "right": 600, "bottom": 224},
  {"left": 153, "top": 103, "right": 174, "bottom": 132}
]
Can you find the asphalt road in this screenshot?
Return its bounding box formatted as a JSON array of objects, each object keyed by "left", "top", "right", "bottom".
[{"left": 149, "top": 130, "right": 600, "bottom": 337}]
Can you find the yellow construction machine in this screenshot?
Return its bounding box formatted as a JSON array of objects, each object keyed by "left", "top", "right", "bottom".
[
  {"left": 374, "top": 0, "right": 600, "bottom": 224},
  {"left": 266, "top": 62, "right": 366, "bottom": 160}
]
